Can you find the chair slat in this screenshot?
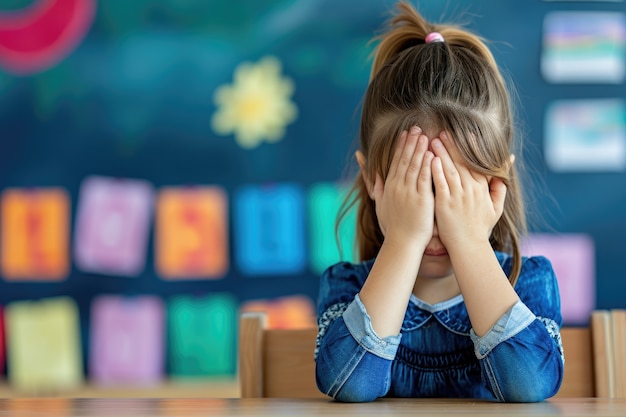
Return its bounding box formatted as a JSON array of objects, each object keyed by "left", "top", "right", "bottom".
[{"left": 239, "top": 313, "right": 265, "bottom": 398}]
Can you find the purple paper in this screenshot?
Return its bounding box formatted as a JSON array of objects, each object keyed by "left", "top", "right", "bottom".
[
  {"left": 89, "top": 295, "right": 164, "bottom": 385},
  {"left": 74, "top": 176, "right": 154, "bottom": 276},
  {"left": 522, "top": 233, "right": 595, "bottom": 325}
]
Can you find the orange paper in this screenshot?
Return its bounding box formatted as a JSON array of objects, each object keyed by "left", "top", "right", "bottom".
[
  {"left": 155, "top": 187, "right": 228, "bottom": 279},
  {"left": 241, "top": 295, "right": 316, "bottom": 329},
  {"left": 1, "top": 188, "right": 70, "bottom": 281}
]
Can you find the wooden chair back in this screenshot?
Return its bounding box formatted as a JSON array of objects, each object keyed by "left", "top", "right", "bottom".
[
  {"left": 239, "top": 313, "right": 324, "bottom": 398},
  {"left": 555, "top": 327, "right": 595, "bottom": 397},
  {"left": 239, "top": 312, "right": 599, "bottom": 398}
]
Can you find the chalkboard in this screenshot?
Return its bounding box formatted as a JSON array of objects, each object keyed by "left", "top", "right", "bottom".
[{"left": 0, "top": 0, "right": 624, "bottom": 376}]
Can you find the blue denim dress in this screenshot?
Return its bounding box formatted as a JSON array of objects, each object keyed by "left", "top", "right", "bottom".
[{"left": 314, "top": 252, "right": 564, "bottom": 402}]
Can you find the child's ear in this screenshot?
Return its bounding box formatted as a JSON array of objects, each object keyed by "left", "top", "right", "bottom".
[{"left": 355, "top": 151, "right": 375, "bottom": 200}]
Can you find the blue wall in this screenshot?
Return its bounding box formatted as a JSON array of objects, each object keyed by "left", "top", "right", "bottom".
[{"left": 0, "top": 0, "right": 624, "bottom": 340}]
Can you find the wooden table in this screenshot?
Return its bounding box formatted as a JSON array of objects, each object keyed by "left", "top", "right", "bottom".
[{"left": 0, "top": 397, "right": 625, "bottom": 416}]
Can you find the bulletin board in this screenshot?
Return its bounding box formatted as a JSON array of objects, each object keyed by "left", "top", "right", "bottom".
[{"left": 0, "top": 0, "right": 624, "bottom": 380}]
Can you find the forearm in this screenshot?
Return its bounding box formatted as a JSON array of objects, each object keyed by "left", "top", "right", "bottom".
[
  {"left": 448, "top": 240, "right": 519, "bottom": 336},
  {"left": 358, "top": 238, "right": 425, "bottom": 338}
]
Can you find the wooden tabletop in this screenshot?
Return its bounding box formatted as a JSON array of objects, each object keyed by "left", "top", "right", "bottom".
[{"left": 0, "top": 397, "right": 624, "bottom": 416}]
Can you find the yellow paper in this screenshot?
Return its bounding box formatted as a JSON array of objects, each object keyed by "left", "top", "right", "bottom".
[{"left": 6, "top": 297, "right": 83, "bottom": 393}]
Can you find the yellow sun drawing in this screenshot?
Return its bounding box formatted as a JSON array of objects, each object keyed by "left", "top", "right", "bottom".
[{"left": 211, "top": 56, "right": 298, "bottom": 149}]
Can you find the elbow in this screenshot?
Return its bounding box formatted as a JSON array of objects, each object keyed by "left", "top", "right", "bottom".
[
  {"left": 316, "top": 366, "right": 380, "bottom": 403},
  {"left": 334, "top": 390, "right": 380, "bottom": 403},
  {"left": 315, "top": 355, "right": 390, "bottom": 403},
  {"left": 500, "top": 385, "right": 558, "bottom": 403},
  {"left": 317, "top": 379, "right": 381, "bottom": 403},
  {"left": 507, "top": 372, "right": 562, "bottom": 403},
  {"left": 496, "top": 360, "right": 563, "bottom": 403}
]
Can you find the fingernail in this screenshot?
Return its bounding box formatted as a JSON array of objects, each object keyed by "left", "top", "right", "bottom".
[
  {"left": 410, "top": 126, "right": 421, "bottom": 135},
  {"left": 432, "top": 139, "right": 442, "bottom": 148}
]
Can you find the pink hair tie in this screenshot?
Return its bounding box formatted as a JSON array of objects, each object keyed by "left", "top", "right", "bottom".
[{"left": 425, "top": 32, "right": 444, "bottom": 44}]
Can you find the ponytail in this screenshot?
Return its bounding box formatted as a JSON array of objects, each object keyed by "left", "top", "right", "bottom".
[{"left": 370, "top": 2, "right": 500, "bottom": 82}]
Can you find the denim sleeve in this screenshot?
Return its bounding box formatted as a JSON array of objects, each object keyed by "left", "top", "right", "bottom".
[
  {"left": 470, "top": 256, "right": 564, "bottom": 402},
  {"left": 315, "top": 294, "right": 401, "bottom": 402}
]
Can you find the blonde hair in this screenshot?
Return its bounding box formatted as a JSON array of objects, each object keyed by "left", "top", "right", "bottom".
[{"left": 339, "top": 1, "right": 526, "bottom": 284}]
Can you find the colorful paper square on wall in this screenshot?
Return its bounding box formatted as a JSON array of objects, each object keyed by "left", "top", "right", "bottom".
[
  {"left": 74, "top": 176, "right": 154, "bottom": 276},
  {"left": 241, "top": 295, "right": 316, "bottom": 329},
  {"left": 542, "top": 11, "right": 626, "bottom": 83},
  {"left": 522, "top": 233, "right": 595, "bottom": 325},
  {"left": 545, "top": 99, "right": 626, "bottom": 172},
  {"left": 308, "top": 183, "right": 357, "bottom": 275},
  {"left": 0, "top": 188, "right": 70, "bottom": 281},
  {"left": 6, "top": 297, "right": 83, "bottom": 392},
  {"left": 89, "top": 295, "right": 164, "bottom": 385},
  {"left": 0, "top": 307, "right": 4, "bottom": 375},
  {"left": 167, "top": 294, "right": 237, "bottom": 377},
  {"left": 155, "top": 187, "right": 228, "bottom": 279},
  {"left": 234, "top": 184, "right": 305, "bottom": 276}
]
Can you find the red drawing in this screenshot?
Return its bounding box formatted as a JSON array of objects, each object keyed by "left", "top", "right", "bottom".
[{"left": 0, "top": 0, "right": 96, "bottom": 74}]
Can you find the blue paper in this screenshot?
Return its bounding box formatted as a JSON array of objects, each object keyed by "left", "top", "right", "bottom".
[{"left": 234, "top": 184, "right": 306, "bottom": 275}]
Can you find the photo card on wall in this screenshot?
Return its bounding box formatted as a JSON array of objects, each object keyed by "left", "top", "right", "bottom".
[
  {"left": 541, "top": 11, "right": 625, "bottom": 83},
  {"left": 544, "top": 99, "right": 626, "bottom": 172}
]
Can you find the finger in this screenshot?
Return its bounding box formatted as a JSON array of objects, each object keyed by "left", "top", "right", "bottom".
[
  {"left": 396, "top": 126, "right": 421, "bottom": 180},
  {"left": 439, "top": 131, "right": 481, "bottom": 183},
  {"left": 431, "top": 138, "right": 462, "bottom": 194},
  {"left": 431, "top": 156, "right": 450, "bottom": 198},
  {"left": 439, "top": 131, "right": 466, "bottom": 165},
  {"left": 405, "top": 133, "right": 429, "bottom": 185},
  {"left": 418, "top": 151, "right": 434, "bottom": 193},
  {"left": 388, "top": 130, "right": 408, "bottom": 179},
  {"left": 489, "top": 177, "right": 507, "bottom": 217}
]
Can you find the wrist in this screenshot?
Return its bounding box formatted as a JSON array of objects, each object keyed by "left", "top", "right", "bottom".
[
  {"left": 383, "top": 234, "right": 430, "bottom": 254},
  {"left": 446, "top": 236, "right": 493, "bottom": 259}
]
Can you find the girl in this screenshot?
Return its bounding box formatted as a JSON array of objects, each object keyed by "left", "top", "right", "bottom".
[{"left": 314, "top": 2, "right": 563, "bottom": 403}]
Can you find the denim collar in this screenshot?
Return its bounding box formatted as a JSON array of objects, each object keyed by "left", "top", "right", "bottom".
[
  {"left": 362, "top": 251, "right": 512, "bottom": 336},
  {"left": 402, "top": 293, "right": 472, "bottom": 335},
  {"left": 409, "top": 293, "right": 464, "bottom": 312}
]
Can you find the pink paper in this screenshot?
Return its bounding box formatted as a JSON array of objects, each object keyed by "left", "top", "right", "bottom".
[
  {"left": 89, "top": 295, "right": 164, "bottom": 385},
  {"left": 522, "top": 233, "right": 595, "bottom": 325},
  {"left": 74, "top": 176, "right": 154, "bottom": 276}
]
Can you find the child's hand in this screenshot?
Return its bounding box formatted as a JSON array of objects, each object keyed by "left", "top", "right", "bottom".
[
  {"left": 373, "top": 126, "right": 435, "bottom": 249},
  {"left": 430, "top": 132, "right": 507, "bottom": 250}
]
